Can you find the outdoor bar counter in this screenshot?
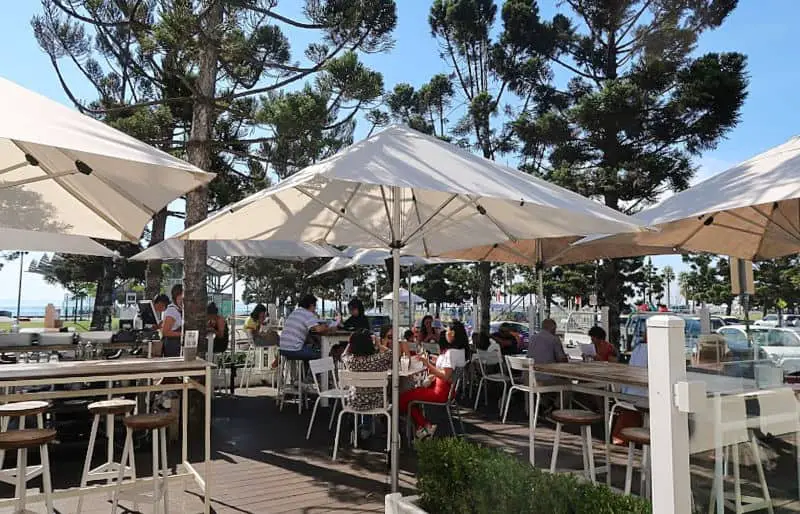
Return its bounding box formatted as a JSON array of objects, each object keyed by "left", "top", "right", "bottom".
[{"left": 0, "top": 357, "right": 213, "bottom": 514}]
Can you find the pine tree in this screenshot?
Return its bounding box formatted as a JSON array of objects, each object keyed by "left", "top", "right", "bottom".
[{"left": 504, "top": 0, "right": 748, "bottom": 342}]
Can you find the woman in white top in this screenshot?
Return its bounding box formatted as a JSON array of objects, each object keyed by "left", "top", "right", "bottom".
[
  {"left": 161, "top": 283, "right": 183, "bottom": 357},
  {"left": 399, "top": 320, "right": 468, "bottom": 439}
]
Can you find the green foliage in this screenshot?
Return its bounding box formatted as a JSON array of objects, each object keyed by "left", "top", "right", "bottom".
[
  {"left": 415, "top": 437, "right": 651, "bottom": 514},
  {"left": 753, "top": 257, "right": 800, "bottom": 313},
  {"left": 502, "top": 0, "right": 747, "bottom": 339},
  {"left": 680, "top": 254, "right": 734, "bottom": 310}
]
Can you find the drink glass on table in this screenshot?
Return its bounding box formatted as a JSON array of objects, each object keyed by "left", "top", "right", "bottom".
[{"left": 400, "top": 355, "right": 410, "bottom": 373}]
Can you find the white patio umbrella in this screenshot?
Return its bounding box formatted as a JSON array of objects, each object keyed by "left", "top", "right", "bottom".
[
  {"left": 0, "top": 227, "right": 116, "bottom": 325},
  {"left": 0, "top": 227, "right": 116, "bottom": 257},
  {"left": 381, "top": 287, "right": 426, "bottom": 304},
  {"left": 310, "top": 247, "right": 461, "bottom": 277},
  {"left": 0, "top": 77, "right": 215, "bottom": 242},
  {"left": 130, "top": 238, "right": 340, "bottom": 261},
  {"left": 558, "top": 135, "right": 800, "bottom": 262},
  {"left": 174, "top": 124, "right": 646, "bottom": 489}
]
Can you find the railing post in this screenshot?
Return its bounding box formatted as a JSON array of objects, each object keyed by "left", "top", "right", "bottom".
[{"left": 647, "top": 315, "right": 692, "bottom": 514}]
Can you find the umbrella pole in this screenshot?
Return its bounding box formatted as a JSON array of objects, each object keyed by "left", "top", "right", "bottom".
[
  {"left": 390, "top": 188, "right": 401, "bottom": 493},
  {"left": 15, "top": 253, "right": 23, "bottom": 327},
  {"left": 407, "top": 266, "right": 413, "bottom": 330},
  {"left": 231, "top": 259, "right": 236, "bottom": 352}
]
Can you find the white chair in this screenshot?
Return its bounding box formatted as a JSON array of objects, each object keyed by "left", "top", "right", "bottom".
[
  {"left": 690, "top": 393, "right": 773, "bottom": 514},
  {"left": 502, "top": 355, "right": 531, "bottom": 424},
  {"left": 473, "top": 349, "right": 511, "bottom": 414},
  {"left": 405, "top": 368, "right": 466, "bottom": 441},
  {"left": 755, "top": 387, "right": 800, "bottom": 502},
  {"left": 306, "top": 357, "right": 348, "bottom": 440},
  {"left": 333, "top": 371, "right": 391, "bottom": 461}
]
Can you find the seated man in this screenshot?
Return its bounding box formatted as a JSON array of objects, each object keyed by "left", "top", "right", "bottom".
[
  {"left": 491, "top": 323, "right": 521, "bottom": 355},
  {"left": 279, "top": 294, "right": 330, "bottom": 360}
]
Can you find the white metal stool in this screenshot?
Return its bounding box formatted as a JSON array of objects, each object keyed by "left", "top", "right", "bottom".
[
  {"left": 77, "top": 398, "right": 137, "bottom": 513},
  {"left": 277, "top": 355, "right": 307, "bottom": 414},
  {"left": 549, "top": 409, "right": 604, "bottom": 483},
  {"left": 0, "top": 401, "right": 49, "bottom": 486},
  {"left": 112, "top": 413, "right": 175, "bottom": 514},
  {"left": 620, "top": 426, "right": 651, "bottom": 498},
  {"left": 0, "top": 428, "right": 57, "bottom": 514}
]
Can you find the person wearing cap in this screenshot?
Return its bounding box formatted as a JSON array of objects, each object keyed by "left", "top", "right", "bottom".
[{"left": 341, "top": 298, "right": 370, "bottom": 332}]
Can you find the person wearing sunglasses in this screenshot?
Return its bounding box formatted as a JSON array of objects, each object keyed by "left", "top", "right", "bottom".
[{"left": 379, "top": 324, "right": 410, "bottom": 356}]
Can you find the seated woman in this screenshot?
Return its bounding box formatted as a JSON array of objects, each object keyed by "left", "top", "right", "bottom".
[
  {"left": 416, "top": 315, "right": 439, "bottom": 345},
  {"left": 586, "top": 326, "right": 618, "bottom": 362},
  {"left": 340, "top": 298, "right": 370, "bottom": 331},
  {"left": 379, "top": 324, "right": 410, "bottom": 356},
  {"left": 244, "top": 304, "right": 267, "bottom": 345},
  {"left": 399, "top": 321, "right": 464, "bottom": 439},
  {"left": 341, "top": 330, "right": 392, "bottom": 411}
]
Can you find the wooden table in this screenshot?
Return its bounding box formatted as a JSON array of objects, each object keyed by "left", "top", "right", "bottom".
[
  {"left": 533, "top": 361, "right": 757, "bottom": 394},
  {"left": 0, "top": 357, "right": 213, "bottom": 514}
]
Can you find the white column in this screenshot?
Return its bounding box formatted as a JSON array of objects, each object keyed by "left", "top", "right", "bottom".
[{"left": 647, "top": 315, "right": 692, "bottom": 514}]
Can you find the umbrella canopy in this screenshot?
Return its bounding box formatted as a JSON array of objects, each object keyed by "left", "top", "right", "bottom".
[
  {"left": 309, "top": 247, "right": 461, "bottom": 277},
  {"left": 0, "top": 77, "right": 215, "bottom": 242},
  {"left": 559, "top": 136, "right": 800, "bottom": 262},
  {"left": 131, "top": 238, "right": 340, "bottom": 261},
  {"left": 173, "top": 124, "right": 647, "bottom": 492},
  {"left": 380, "top": 287, "right": 425, "bottom": 304},
  {"left": 175, "top": 125, "right": 645, "bottom": 251},
  {"left": 0, "top": 227, "right": 115, "bottom": 257}
]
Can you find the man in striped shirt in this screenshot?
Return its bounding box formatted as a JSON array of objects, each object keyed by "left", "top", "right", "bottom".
[{"left": 279, "top": 294, "right": 330, "bottom": 360}]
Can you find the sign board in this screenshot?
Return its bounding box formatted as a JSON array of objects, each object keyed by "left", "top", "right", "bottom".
[
  {"left": 344, "top": 278, "right": 354, "bottom": 298},
  {"left": 184, "top": 330, "right": 199, "bottom": 349},
  {"left": 729, "top": 257, "right": 754, "bottom": 295},
  {"left": 589, "top": 294, "right": 598, "bottom": 307}
]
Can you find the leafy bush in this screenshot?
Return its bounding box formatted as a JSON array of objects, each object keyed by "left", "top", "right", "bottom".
[{"left": 415, "top": 437, "right": 651, "bottom": 514}]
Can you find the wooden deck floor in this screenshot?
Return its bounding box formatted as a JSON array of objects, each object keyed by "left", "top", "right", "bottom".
[{"left": 3, "top": 385, "right": 800, "bottom": 513}]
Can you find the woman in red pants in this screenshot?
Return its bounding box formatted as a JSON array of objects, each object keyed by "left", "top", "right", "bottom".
[{"left": 400, "top": 320, "right": 468, "bottom": 439}]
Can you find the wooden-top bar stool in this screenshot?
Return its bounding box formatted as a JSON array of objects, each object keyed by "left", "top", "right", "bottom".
[
  {"left": 112, "top": 413, "right": 176, "bottom": 514},
  {"left": 549, "top": 409, "right": 604, "bottom": 483},
  {"left": 0, "top": 428, "right": 57, "bottom": 514},
  {"left": 76, "top": 398, "right": 138, "bottom": 513},
  {"left": 0, "top": 401, "right": 50, "bottom": 486}
]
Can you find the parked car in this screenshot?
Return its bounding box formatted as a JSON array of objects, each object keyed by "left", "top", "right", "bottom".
[
  {"left": 366, "top": 314, "right": 391, "bottom": 334},
  {"left": 624, "top": 312, "right": 725, "bottom": 353},
  {"left": 489, "top": 321, "right": 530, "bottom": 347},
  {"left": 761, "top": 327, "right": 800, "bottom": 375},
  {"left": 720, "top": 316, "right": 741, "bottom": 325},
  {"left": 754, "top": 314, "right": 800, "bottom": 327}
]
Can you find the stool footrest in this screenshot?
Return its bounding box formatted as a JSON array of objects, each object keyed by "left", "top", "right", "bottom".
[
  {"left": 116, "top": 483, "right": 166, "bottom": 504},
  {"left": 0, "top": 464, "right": 43, "bottom": 484}
]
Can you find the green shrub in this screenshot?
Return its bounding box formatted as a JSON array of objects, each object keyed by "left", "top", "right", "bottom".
[{"left": 415, "top": 437, "right": 652, "bottom": 514}]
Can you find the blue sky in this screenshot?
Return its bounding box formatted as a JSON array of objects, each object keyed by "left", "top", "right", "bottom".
[{"left": 1, "top": 1, "right": 799, "bottom": 305}]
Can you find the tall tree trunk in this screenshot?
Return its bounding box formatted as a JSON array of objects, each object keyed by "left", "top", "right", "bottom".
[
  {"left": 90, "top": 260, "right": 114, "bottom": 330},
  {"left": 145, "top": 207, "right": 168, "bottom": 299},
  {"left": 477, "top": 261, "right": 492, "bottom": 337},
  {"left": 183, "top": 1, "right": 222, "bottom": 337}
]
